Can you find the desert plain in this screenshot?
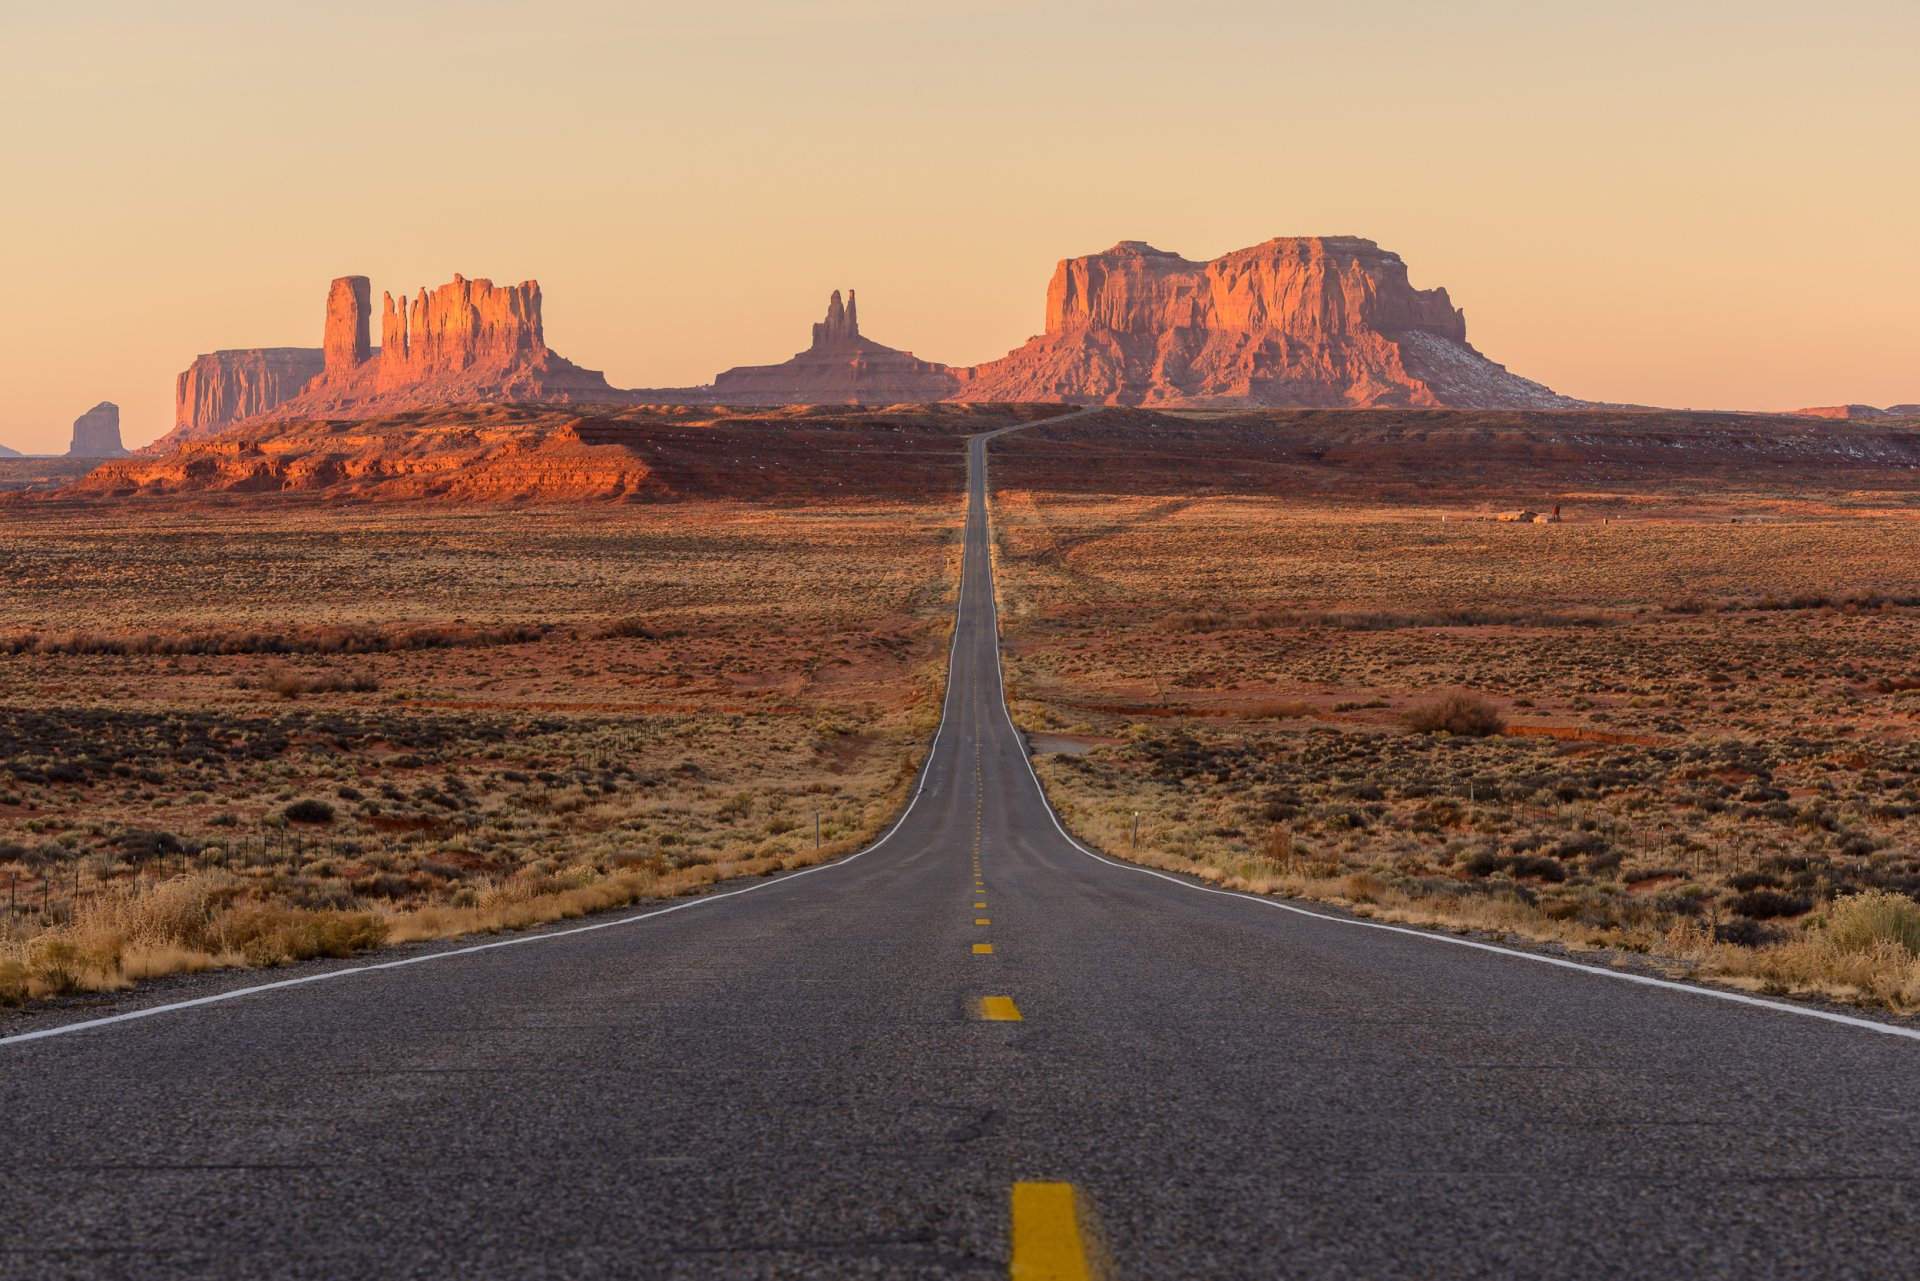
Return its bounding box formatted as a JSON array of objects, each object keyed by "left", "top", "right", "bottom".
[{"left": 7, "top": 404, "right": 1920, "bottom": 1019}]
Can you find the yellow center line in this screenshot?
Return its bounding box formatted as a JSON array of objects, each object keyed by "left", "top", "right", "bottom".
[
  {"left": 1009, "top": 1182, "right": 1107, "bottom": 1280},
  {"left": 974, "top": 995, "right": 1021, "bottom": 1021},
  {"left": 974, "top": 917, "right": 991, "bottom": 925},
  {"left": 974, "top": 901, "right": 987, "bottom": 908},
  {"left": 973, "top": 942, "right": 994, "bottom": 954}
]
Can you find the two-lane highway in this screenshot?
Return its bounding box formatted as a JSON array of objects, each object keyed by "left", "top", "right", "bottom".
[{"left": 5, "top": 425, "right": 1920, "bottom": 1278}]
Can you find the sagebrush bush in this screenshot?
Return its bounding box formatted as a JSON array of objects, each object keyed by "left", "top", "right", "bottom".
[
  {"left": 282, "top": 798, "right": 336, "bottom": 824},
  {"left": 1401, "top": 693, "right": 1505, "bottom": 737},
  {"left": 1821, "top": 891, "right": 1920, "bottom": 956}
]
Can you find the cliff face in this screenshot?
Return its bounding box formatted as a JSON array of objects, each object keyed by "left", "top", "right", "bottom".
[
  {"left": 707, "top": 289, "right": 959, "bottom": 405},
  {"left": 268, "top": 273, "right": 629, "bottom": 420},
  {"left": 67, "top": 402, "right": 128, "bottom": 457},
  {"left": 162, "top": 348, "right": 326, "bottom": 451},
  {"left": 955, "top": 238, "right": 1576, "bottom": 409}
]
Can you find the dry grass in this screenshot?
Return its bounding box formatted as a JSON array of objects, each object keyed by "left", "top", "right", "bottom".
[
  {"left": 0, "top": 497, "right": 962, "bottom": 1009},
  {"left": 989, "top": 462, "right": 1920, "bottom": 1014}
]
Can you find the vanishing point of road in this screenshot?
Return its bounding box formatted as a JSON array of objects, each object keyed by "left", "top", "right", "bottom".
[{"left": 5, "top": 420, "right": 1919, "bottom": 1279}]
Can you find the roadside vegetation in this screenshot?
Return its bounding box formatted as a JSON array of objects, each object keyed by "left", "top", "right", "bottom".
[
  {"left": 990, "top": 465, "right": 1920, "bottom": 1014},
  {"left": 0, "top": 502, "right": 960, "bottom": 1008}
]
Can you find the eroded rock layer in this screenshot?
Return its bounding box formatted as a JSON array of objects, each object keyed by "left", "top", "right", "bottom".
[
  {"left": 277, "top": 274, "right": 629, "bottom": 419},
  {"left": 707, "top": 290, "right": 959, "bottom": 405},
  {"left": 952, "top": 237, "right": 1578, "bottom": 409},
  {"left": 54, "top": 404, "right": 1065, "bottom": 503},
  {"left": 162, "top": 348, "right": 327, "bottom": 452}
]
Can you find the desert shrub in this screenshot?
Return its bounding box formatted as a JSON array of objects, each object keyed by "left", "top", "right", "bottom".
[
  {"left": 1729, "top": 889, "right": 1811, "bottom": 919},
  {"left": 595, "top": 616, "right": 660, "bottom": 640},
  {"left": 220, "top": 906, "right": 388, "bottom": 966},
  {"left": 1820, "top": 891, "right": 1920, "bottom": 957},
  {"left": 1402, "top": 694, "right": 1506, "bottom": 737},
  {"left": 282, "top": 799, "right": 336, "bottom": 824},
  {"left": 1461, "top": 849, "right": 1566, "bottom": 882},
  {"left": 115, "top": 828, "right": 185, "bottom": 863},
  {"left": 1715, "top": 917, "right": 1779, "bottom": 947},
  {"left": 0, "top": 622, "right": 542, "bottom": 657},
  {"left": 0, "top": 959, "right": 27, "bottom": 1007}
]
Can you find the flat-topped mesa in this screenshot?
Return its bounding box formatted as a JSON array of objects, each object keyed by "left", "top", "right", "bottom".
[
  {"left": 1043, "top": 237, "right": 1467, "bottom": 342},
  {"left": 955, "top": 236, "right": 1577, "bottom": 409},
  {"left": 710, "top": 288, "right": 959, "bottom": 404},
  {"left": 202, "top": 271, "right": 630, "bottom": 425},
  {"left": 157, "top": 349, "right": 326, "bottom": 451}
]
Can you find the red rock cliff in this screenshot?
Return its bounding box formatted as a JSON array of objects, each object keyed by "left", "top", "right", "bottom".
[
  {"left": 376, "top": 275, "right": 544, "bottom": 387},
  {"left": 158, "top": 348, "right": 327, "bottom": 452},
  {"left": 324, "top": 276, "right": 372, "bottom": 374},
  {"left": 262, "top": 273, "right": 627, "bottom": 420},
  {"left": 955, "top": 237, "right": 1574, "bottom": 409}
]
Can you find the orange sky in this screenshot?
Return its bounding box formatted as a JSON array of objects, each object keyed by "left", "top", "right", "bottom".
[{"left": 2, "top": 0, "right": 1916, "bottom": 451}]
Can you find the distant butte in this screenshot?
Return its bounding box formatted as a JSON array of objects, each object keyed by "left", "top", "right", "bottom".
[
  {"left": 1791, "top": 404, "right": 1920, "bottom": 420},
  {"left": 702, "top": 289, "right": 959, "bottom": 405},
  {"left": 146, "top": 237, "right": 1582, "bottom": 449},
  {"left": 951, "top": 237, "right": 1580, "bottom": 409},
  {"left": 68, "top": 401, "right": 129, "bottom": 457},
  {"left": 151, "top": 273, "right": 634, "bottom": 452}
]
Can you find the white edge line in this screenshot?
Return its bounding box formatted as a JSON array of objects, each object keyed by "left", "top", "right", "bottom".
[
  {"left": 974, "top": 427, "right": 1920, "bottom": 1045},
  {"left": 1, "top": 472, "right": 991, "bottom": 1050}
]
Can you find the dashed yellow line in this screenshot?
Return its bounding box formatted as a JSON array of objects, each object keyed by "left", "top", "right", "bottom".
[
  {"left": 1009, "top": 1182, "right": 1107, "bottom": 1279},
  {"left": 973, "top": 942, "right": 994, "bottom": 954},
  {"left": 974, "top": 996, "right": 1022, "bottom": 1021}
]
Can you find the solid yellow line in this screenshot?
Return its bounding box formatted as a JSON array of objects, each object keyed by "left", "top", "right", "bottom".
[
  {"left": 1010, "top": 1182, "right": 1102, "bottom": 1280},
  {"left": 975, "top": 995, "right": 1022, "bottom": 1021},
  {"left": 973, "top": 942, "right": 994, "bottom": 954}
]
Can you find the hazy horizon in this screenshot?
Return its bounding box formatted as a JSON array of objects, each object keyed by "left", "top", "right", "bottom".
[{"left": 2, "top": 0, "right": 1916, "bottom": 451}]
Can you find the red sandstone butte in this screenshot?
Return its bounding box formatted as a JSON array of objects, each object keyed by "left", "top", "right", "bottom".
[
  {"left": 707, "top": 289, "right": 959, "bottom": 404},
  {"left": 279, "top": 273, "right": 626, "bottom": 418},
  {"left": 154, "top": 274, "right": 630, "bottom": 451},
  {"left": 950, "top": 237, "right": 1578, "bottom": 409}
]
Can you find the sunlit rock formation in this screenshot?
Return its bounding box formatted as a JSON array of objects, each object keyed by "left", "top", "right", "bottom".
[
  {"left": 951, "top": 237, "right": 1578, "bottom": 409},
  {"left": 702, "top": 289, "right": 960, "bottom": 405}
]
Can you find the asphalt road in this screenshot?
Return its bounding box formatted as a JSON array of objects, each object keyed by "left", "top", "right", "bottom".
[{"left": 5, "top": 425, "right": 1920, "bottom": 1279}]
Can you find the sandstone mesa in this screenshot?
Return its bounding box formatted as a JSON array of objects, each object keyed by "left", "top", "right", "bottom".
[
  {"left": 151, "top": 236, "right": 1591, "bottom": 448},
  {"left": 156, "top": 273, "right": 627, "bottom": 451},
  {"left": 954, "top": 237, "right": 1578, "bottom": 409}
]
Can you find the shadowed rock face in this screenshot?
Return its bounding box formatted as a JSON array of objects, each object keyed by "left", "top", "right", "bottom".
[
  {"left": 160, "top": 349, "right": 326, "bottom": 453},
  {"left": 952, "top": 237, "right": 1578, "bottom": 409},
  {"left": 706, "top": 289, "right": 960, "bottom": 405},
  {"left": 67, "top": 402, "right": 128, "bottom": 457}
]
